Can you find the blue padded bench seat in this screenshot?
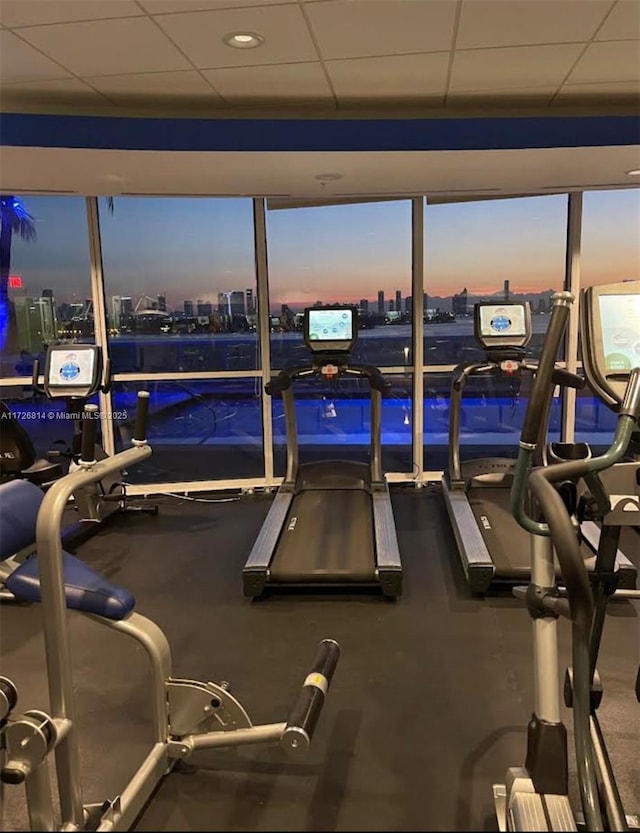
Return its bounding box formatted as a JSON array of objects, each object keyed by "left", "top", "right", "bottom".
[{"left": 1, "top": 480, "right": 135, "bottom": 621}]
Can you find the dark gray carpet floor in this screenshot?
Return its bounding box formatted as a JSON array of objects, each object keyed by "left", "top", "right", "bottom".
[{"left": 1, "top": 489, "right": 638, "bottom": 832}]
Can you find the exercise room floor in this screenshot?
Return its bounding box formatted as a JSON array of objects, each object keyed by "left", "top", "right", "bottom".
[{"left": 1, "top": 489, "right": 638, "bottom": 832}]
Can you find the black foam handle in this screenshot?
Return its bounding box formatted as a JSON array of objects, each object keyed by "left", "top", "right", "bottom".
[
  {"left": 281, "top": 639, "right": 341, "bottom": 754},
  {"left": 134, "top": 391, "right": 150, "bottom": 442},
  {"left": 550, "top": 367, "right": 585, "bottom": 390},
  {"left": 32, "top": 358, "right": 41, "bottom": 393},
  {"left": 80, "top": 404, "right": 99, "bottom": 462},
  {"left": 521, "top": 293, "right": 573, "bottom": 446}
]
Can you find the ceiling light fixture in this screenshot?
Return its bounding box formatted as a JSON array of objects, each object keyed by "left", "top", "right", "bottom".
[
  {"left": 223, "top": 31, "right": 265, "bottom": 49},
  {"left": 626, "top": 168, "right": 640, "bottom": 175}
]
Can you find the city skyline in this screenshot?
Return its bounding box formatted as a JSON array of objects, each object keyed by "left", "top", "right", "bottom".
[{"left": 4, "top": 191, "right": 639, "bottom": 313}]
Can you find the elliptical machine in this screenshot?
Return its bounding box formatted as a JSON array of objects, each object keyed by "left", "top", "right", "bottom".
[
  {"left": 494, "top": 283, "right": 640, "bottom": 831},
  {"left": 32, "top": 343, "right": 157, "bottom": 543}
]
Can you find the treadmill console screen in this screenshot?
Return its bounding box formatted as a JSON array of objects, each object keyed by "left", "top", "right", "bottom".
[
  {"left": 598, "top": 293, "right": 640, "bottom": 372},
  {"left": 45, "top": 345, "right": 102, "bottom": 397},
  {"left": 474, "top": 302, "right": 531, "bottom": 350},
  {"left": 304, "top": 305, "right": 358, "bottom": 353}
]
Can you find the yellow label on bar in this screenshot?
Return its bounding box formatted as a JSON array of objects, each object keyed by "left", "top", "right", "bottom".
[{"left": 303, "top": 672, "right": 328, "bottom": 694}]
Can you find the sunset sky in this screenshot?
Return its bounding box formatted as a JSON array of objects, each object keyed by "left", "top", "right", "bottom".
[{"left": 5, "top": 189, "right": 639, "bottom": 313}]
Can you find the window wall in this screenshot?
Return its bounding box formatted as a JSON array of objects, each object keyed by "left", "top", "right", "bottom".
[
  {"left": 422, "top": 195, "right": 568, "bottom": 468},
  {"left": 574, "top": 188, "right": 640, "bottom": 450},
  {"left": 0, "top": 195, "right": 94, "bottom": 455},
  {"left": 266, "top": 201, "right": 413, "bottom": 474},
  {"left": 1, "top": 189, "right": 636, "bottom": 491}
]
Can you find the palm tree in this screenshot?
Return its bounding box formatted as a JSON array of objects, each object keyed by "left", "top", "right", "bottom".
[
  {"left": 0, "top": 195, "right": 37, "bottom": 351},
  {"left": 0, "top": 195, "right": 115, "bottom": 352}
]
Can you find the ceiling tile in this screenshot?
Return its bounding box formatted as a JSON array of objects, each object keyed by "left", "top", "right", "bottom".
[
  {"left": 155, "top": 5, "right": 317, "bottom": 68},
  {"left": 0, "top": 0, "right": 143, "bottom": 28},
  {"left": 456, "top": 0, "right": 611, "bottom": 49},
  {"left": 305, "top": 0, "right": 456, "bottom": 59},
  {"left": 140, "top": 0, "right": 292, "bottom": 11},
  {"left": 595, "top": 1, "right": 640, "bottom": 40},
  {"left": 327, "top": 52, "right": 449, "bottom": 100},
  {"left": 203, "top": 61, "right": 332, "bottom": 102},
  {"left": 449, "top": 44, "right": 585, "bottom": 92},
  {"left": 86, "top": 70, "right": 222, "bottom": 102},
  {"left": 16, "top": 17, "right": 192, "bottom": 76},
  {"left": 0, "top": 30, "right": 72, "bottom": 83},
  {"left": 0, "top": 77, "right": 108, "bottom": 105},
  {"left": 567, "top": 40, "right": 640, "bottom": 83},
  {"left": 555, "top": 79, "right": 640, "bottom": 99}
]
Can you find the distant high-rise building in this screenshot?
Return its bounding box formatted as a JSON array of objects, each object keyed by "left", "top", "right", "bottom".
[
  {"left": 197, "top": 300, "right": 212, "bottom": 316},
  {"left": 157, "top": 293, "right": 166, "bottom": 312},
  {"left": 395, "top": 290, "right": 402, "bottom": 313},
  {"left": 230, "top": 290, "right": 245, "bottom": 316},
  {"left": 246, "top": 288, "right": 255, "bottom": 316},
  {"left": 452, "top": 287, "right": 469, "bottom": 317},
  {"left": 359, "top": 299, "right": 369, "bottom": 314},
  {"left": 388, "top": 300, "right": 394, "bottom": 312},
  {"left": 184, "top": 300, "right": 194, "bottom": 316},
  {"left": 405, "top": 296, "right": 413, "bottom": 314},
  {"left": 42, "top": 288, "right": 54, "bottom": 299},
  {"left": 112, "top": 296, "right": 133, "bottom": 329},
  {"left": 504, "top": 280, "right": 510, "bottom": 302},
  {"left": 15, "top": 296, "right": 57, "bottom": 352},
  {"left": 377, "top": 290, "right": 385, "bottom": 314}
]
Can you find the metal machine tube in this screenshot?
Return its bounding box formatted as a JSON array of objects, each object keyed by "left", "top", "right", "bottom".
[
  {"left": 189, "top": 723, "right": 286, "bottom": 750},
  {"left": 282, "top": 386, "right": 299, "bottom": 485},
  {"left": 370, "top": 388, "right": 383, "bottom": 483},
  {"left": 530, "top": 535, "right": 562, "bottom": 724},
  {"left": 34, "top": 444, "right": 152, "bottom": 828},
  {"left": 448, "top": 362, "right": 491, "bottom": 483}
]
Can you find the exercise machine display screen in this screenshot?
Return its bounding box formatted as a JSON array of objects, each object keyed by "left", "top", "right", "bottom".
[
  {"left": 479, "top": 304, "right": 527, "bottom": 338},
  {"left": 304, "top": 305, "right": 358, "bottom": 354},
  {"left": 46, "top": 345, "right": 101, "bottom": 396},
  {"left": 598, "top": 293, "right": 640, "bottom": 372},
  {"left": 307, "top": 308, "right": 354, "bottom": 343}
]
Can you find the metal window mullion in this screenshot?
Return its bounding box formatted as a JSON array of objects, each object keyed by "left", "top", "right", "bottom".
[
  {"left": 411, "top": 198, "right": 425, "bottom": 481},
  {"left": 111, "top": 370, "right": 261, "bottom": 383},
  {"left": 254, "top": 198, "right": 274, "bottom": 484},
  {"left": 85, "top": 197, "right": 115, "bottom": 456},
  {"left": 562, "top": 192, "right": 583, "bottom": 443}
]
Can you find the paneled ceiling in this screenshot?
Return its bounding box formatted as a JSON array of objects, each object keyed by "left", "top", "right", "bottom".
[{"left": 1, "top": 0, "right": 639, "bottom": 114}]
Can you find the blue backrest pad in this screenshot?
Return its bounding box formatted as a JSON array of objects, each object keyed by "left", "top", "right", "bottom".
[{"left": 0, "top": 480, "right": 44, "bottom": 560}]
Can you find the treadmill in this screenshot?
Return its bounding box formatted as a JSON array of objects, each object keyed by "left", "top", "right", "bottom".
[
  {"left": 442, "top": 300, "right": 637, "bottom": 594},
  {"left": 243, "top": 304, "right": 402, "bottom": 599}
]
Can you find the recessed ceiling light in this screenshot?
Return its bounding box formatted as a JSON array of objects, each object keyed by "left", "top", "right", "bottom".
[
  {"left": 314, "top": 173, "right": 344, "bottom": 183},
  {"left": 223, "top": 32, "right": 265, "bottom": 49},
  {"left": 626, "top": 169, "right": 640, "bottom": 175}
]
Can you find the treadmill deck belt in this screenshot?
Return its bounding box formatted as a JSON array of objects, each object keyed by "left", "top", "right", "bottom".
[{"left": 269, "top": 489, "right": 376, "bottom": 583}]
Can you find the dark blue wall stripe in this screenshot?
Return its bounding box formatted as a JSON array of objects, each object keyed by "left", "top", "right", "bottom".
[{"left": 1, "top": 113, "right": 638, "bottom": 152}]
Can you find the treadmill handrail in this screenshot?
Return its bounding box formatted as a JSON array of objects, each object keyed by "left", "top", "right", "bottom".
[
  {"left": 448, "top": 361, "right": 494, "bottom": 483},
  {"left": 266, "top": 363, "right": 391, "bottom": 395}
]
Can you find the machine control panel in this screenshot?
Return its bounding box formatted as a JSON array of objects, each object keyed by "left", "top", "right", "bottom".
[
  {"left": 474, "top": 302, "right": 532, "bottom": 350},
  {"left": 304, "top": 305, "right": 358, "bottom": 355}
]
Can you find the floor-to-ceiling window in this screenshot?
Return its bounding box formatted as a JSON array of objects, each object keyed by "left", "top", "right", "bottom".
[
  {"left": 266, "top": 200, "right": 413, "bottom": 474},
  {"left": 422, "top": 195, "right": 568, "bottom": 471},
  {"left": 0, "top": 195, "right": 95, "bottom": 458},
  {"left": 575, "top": 188, "right": 640, "bottom": 449},
  {"left": 99, "top": 197, "right": 263, "bottom": 483}
]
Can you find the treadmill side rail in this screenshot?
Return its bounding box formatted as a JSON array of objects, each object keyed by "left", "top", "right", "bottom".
[
  {"left": 441, "top": 476, "right": 495, "bottom": 594},
  {"left": 580, "top": 521, "right": 637, "bottom": 590},
  {"left": 372, "top": 489, "right": 403, "bottom": 598},
  {"left": 243, "top": 492, "right": 294, "bottom": 597}
]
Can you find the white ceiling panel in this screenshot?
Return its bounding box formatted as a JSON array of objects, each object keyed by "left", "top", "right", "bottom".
[
  {"left": 0, "top": 0, "right": 143, "bottom": 28},
  {"left": 87, "top": 70, "right": 222, "bottom": 102},
  {"left": 0, "top": 30, "right": 71, "bottom": 84},
  {"left": 456, "top": 0, "right": 611, "bottom": 49},
  {"left": 555, "top": 79, "right": 640, "bottom": 99},
  {"left": 154, "top": 4, "right": 317, "bottom": 68},
  {"left": 567, "top": 40, "right": 640, "bottom": 83},
  {"left": 0, "top": 77, "right": 107, "bottom": 106},
  {"left": 203, "top": 61, "right": 332, "bottom": 102},
  {"left": 327, "top": 52, "right": 449, "bottom": 99},
  {"left": 450, "top": 44, "right": 586, "bottom": 92},
  {"left": 304, "top": 0, "right": 456, "bottom": 60},
  {"left": 595, "top": 1, "right": 640, "bottom": 40},
  {"left": 16, "top": 16, "right": 192, "bottom": 76},
  {"left": 140, "top": 0, "right": 293, "bottom": 12}
]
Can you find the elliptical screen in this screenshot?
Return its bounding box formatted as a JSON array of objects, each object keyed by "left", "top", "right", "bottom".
[
  {"left": 479, "top": 304, "right": 527, "bottom": 338},
  {"left": 599, "top": 293, "right": 640, "bottom": 372},
  {"left": 48, "top": 349, "right": 96, "bottom": 387}
]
